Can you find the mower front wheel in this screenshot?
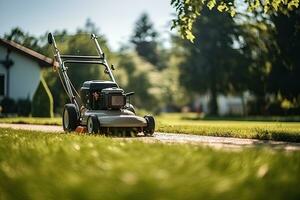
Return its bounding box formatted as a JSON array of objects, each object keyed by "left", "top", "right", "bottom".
[
  {"left": 63, "top": 104, "right": 78, "bottom": 132},
  {"left": 144, "top": 115, "right": 155, "bottom": 136},
  {"left": 87, "top": 115, "right": 100, "bottom": 134}
]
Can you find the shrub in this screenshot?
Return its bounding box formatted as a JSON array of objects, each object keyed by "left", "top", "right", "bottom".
[
  {"left": 31, "top": 75, "right": 54, "bottom": 117},
  {"left": 17, "top": 98, "right": 31, "bottom": 116},
  {"left": 0, "top": 97, "right": 16, "bottom": 114}
]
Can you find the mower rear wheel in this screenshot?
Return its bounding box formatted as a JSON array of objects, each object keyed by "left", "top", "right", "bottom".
[
  {"left": 87, "top": 115, "right": 100, "bottom": 134},
  {"left": 63, "top": 104, "right": 78, "bottom": 132},
  {"left": 143, "top": 115, "right": 155, "bottom": 136}
]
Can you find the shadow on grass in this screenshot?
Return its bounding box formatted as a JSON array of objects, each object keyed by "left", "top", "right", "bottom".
[
  {"left": 208, "top": 130, "right": 300, "bottom": 143},
  {"left": 253, "top": 131, "right": 300, "bottom": 143}
]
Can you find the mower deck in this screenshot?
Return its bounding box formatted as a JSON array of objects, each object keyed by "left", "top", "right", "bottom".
[{"left": 81, "top": 109, "right": 147, "bottom": 127}]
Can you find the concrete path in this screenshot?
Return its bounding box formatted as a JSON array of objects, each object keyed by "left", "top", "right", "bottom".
[{"left": 1, "top": 123, "right": 300, "bottom": 151}]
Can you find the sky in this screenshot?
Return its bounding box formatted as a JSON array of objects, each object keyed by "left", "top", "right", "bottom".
[{"left": 0, "top": 0, "right": 175, "bottom": 51}]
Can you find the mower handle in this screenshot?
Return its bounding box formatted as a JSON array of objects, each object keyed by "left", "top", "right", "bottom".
[
  {"left": 48, "top": 32, "right": 80, "bottom": 112},
  {"left": 90, "top": 33, "right": 118, "bottom": 85}
]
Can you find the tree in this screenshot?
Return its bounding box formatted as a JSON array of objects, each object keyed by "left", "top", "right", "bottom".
[
  {"left": 268, "top": 9, "right": 300, "bottom": 106},
  {"left": 131, "top": 13, "right": 164, "bottom": 70},
  {"left": 171, "top": 0, "right": 299, "bottom": 41},
  {"left": 118, "top": 51, "right": 158, "bottom": 111},
  {"left": 230, "top": 15, "right": 276, "bottom": 115},
  {"left": 178, "top": 6, "right": 246, "bottom": 115},
  {"left": 4, "top": 27, "right": 41, "bottom": 52},
  {"left": 236, "top": 9, "right": 300, "bottom": 114}
]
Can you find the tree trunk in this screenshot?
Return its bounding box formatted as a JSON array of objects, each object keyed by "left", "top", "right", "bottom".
[
  {"left": 241, "top": 93, "right": 247, "bottom": 117},
  {"left": 209, "top": 86, "right": 218, "bottom": 116},
  {"left": 257, "top": 95, "right": 267, "bottom": 115}
]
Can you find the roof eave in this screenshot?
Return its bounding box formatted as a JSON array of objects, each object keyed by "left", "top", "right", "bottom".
[{"left": 0, "top": 38, "right": 57, "bottom": 68}]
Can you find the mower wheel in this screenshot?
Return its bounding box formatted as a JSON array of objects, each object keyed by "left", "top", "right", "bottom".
[
  {"left": 143, "top": 115, "right": 155, "bottom": 136},
  {"left": 87, "top": 115, "right": 100, "bottom": 134},
  {"left": 63, "top": 104, "right": 78, "bottom": 132}
]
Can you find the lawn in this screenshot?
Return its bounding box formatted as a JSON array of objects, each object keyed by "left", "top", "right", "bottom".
[
  {"left": 157, "top": 113, "right": 300, "bottom": 142},
  {"left": 1, "top": 113, "right": 300, "bottom": 142},
  {"left": 0, "top": 117, "right": 61, "bottom": 126},
  {"left": 0, "top": 128, "right": 300, "bottom": 200}
]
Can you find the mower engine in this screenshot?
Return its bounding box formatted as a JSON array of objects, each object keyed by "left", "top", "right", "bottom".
[
  {"left": 101, "top": 87, "right": 126, "bottom": 109},
  {"left": 80, "top": 80, "right": 126, "bottom": 110}
]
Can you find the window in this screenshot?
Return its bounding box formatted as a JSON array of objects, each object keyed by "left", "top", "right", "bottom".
[{"left": 0, "top": 74, "right": 5, "bottom": 96}]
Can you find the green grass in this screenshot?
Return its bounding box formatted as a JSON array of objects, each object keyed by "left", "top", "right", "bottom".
[
  {"left": 184, "top": 114, "right": 300, "bottom": 122},
  {"left": 1, "top": 113, "right": 300, "bottom": 142},
  {"left": 0, "top": 128, "right": 300, "bottom": 200},
  {"left": 157, "top": 113, "right": 300, "bottom": 142},
  {"left": 0, "top": 117, "right": 61, "bottom": 125}
]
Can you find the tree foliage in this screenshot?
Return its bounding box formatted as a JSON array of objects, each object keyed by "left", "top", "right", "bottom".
[
  {"left": 268, "top": 9, "right": 300, "bottom": 105},
  {"left": 131, "top": 13, "right": 165, "bottom": 70},
  {"left": 235, "top": 9, "right": 300, "bottom": 113},
  {"left": 171, "top": 0, "right": 299, "bottom": 41},
  {"left": 118, "top": 51, "right": 158, "bottom": 111},
  {"left": 236, "top": 19, "right": 274, "bottom": 114},
  {"left": 178, "top": 6, "right": 246, "bottom": 115},
  {"left": 4, "top": 27, "right": 42, "bottom": 52}
]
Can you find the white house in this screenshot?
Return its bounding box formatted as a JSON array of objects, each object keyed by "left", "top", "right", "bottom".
[
  {"left": 193, "top": 93, "right": 250, "bottom": 116},
  {"left": 0, "top": 38, "right": 56, "bottom": 101}
]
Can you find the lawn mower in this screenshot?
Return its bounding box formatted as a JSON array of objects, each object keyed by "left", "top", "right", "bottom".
[{"left": 47, "top": 33, "right": 155, "bottom": 135}]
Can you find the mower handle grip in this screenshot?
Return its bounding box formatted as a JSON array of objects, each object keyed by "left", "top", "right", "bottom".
[
  {"left": 91, "top": 34, "right": 97, "bottom": 40},
  {"left": 48, "top": 32, "right": 59, "bottom": 51},
  {"left": 48, "top": 33, "right": 54, "bottom": 44}
]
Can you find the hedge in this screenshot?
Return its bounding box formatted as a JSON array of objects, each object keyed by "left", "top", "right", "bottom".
[{"left": 31, "top": 75, "right": 54, "bottom": 117}]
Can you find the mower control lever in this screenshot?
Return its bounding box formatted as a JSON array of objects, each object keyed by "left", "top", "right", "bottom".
[{"left": 125, "top": 92, "right": 135, "bottom": 96}]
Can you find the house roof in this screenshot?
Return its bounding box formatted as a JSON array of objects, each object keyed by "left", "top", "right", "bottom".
[{"left": 0, "top": 38, "right": 58, "bottom": 68}]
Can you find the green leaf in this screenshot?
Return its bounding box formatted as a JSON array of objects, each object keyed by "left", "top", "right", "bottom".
[
  {"left": 217, "top": 4, "right": 228, "bottom": 12},
  {"left": 230, "top": 8, "right": 236, "bottom": 17},
  {"left": 207, "top": 0, "right": 216, "bottom": 10},
  {"left": 185, "top": 30, "right": 195, "bottom": 42}
]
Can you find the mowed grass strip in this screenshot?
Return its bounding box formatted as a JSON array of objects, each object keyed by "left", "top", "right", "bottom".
[
  {"left": 0, "top": 117, "right": 61, "bottom": 126},
  {"left": 0, "top": 128, "right": 300, "bottom": 200},
  {"left": 1, "top": 113, "right": 300, "bottom": 142},
  {"left": 157, "top": 114, "right": 300, "bottom": 142}
]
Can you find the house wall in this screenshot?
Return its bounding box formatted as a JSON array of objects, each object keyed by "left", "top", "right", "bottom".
[
  {"left": 0, "top": 45, "right": 41, "bottom": 101},
  {"left": 217, "top": 95, "right": 243, "bottom": 116},
  {"left": 194, "top": 94, "right": 244, "bottom": 116},
  {"left": 0, "top": 46, "right": 8, "bottom": 100}
]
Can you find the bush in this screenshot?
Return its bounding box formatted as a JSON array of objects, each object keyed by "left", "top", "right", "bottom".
[
  {"left": 17, "top": 98, "right": 31, "bottom": 116},
  {"left": 31, "top": 75, "right": 54, "bottom": 117},
  {"left": 0, "top": 97, "right": 16, "bottom": 114}
]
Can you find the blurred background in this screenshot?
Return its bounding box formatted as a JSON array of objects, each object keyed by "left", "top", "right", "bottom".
[{"left": 0, "top": 0, "right": 299, "bottom": 118}]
